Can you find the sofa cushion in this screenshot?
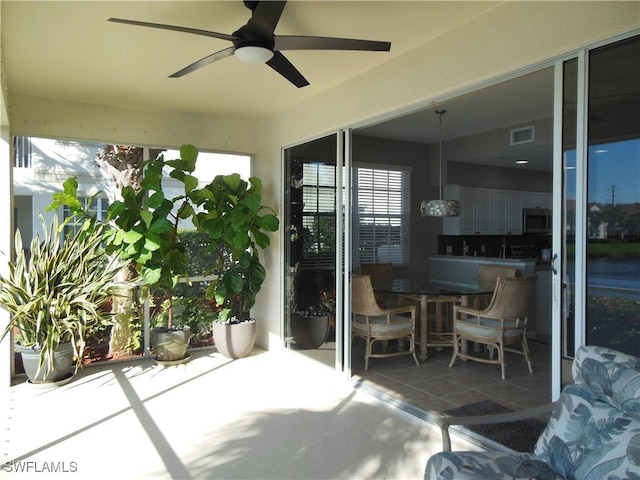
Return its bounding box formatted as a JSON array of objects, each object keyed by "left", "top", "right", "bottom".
[
  {"left": 534, "top": 383, "right": 640, "bottom": 480},
  {"left": 425, "top": 451, "right": 561, "bottom": 480},
  {"left": 573, "top": 345, "right": 640, "bottom": 421}
]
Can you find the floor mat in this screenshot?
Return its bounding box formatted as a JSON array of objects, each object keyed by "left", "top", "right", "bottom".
[{"left": 441, "top": 399, "right": 548, "bottom": 453}]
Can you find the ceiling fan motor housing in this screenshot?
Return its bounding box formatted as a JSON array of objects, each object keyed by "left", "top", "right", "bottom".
[{"left": 233, "top": 24, "right": 275, "bottom": 52}]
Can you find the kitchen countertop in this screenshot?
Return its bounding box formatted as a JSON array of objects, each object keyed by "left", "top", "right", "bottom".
[
  {"left": 431, "top": 255, "right": 538, "bottom": 263},
  {"left": 427, "top": 255, "right": 538, "bottom": 288}
]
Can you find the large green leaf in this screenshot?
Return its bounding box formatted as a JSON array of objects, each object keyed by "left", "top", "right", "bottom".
[
  {"left": 142, "top": 267, "right": 162, "bottom": 285},
  {"left": 257, "top": 213, "right": 280, "bottom": 232},
  {"left": 47, "top": 177, "right": 82, "bottom": 212},
  {"left": 222, "top": 173, "right": 243, "bottom": 193},
  {"left": 242, "top": 192, "right": 261, "bottom": 214},
  {"left": 166, "top": 249, "right": 189, "bottom": 275},
  {"left": 169, "top": 168, "right": 185, "bottom": 182},
  {"left": 123, "top": 229, "right": 144, "bottom": 244},
  {"left": 183, "top": 175, "right": 199, "bottom": 194},
  {"left": 143, "top": 232, "right": 163, "bottom": 252},
  {"left": 252, "top": 230, "right": 270, "bottom": 249},
  {"left": 224, "top": 271, "right": 244, "bottom": 295},
  {"left": 180, "top": 144, "right": 198, "bottom": 171},
  {"left": 178, "top": 203, "right": 195, "bottom": 220},
  {"left": 149, "top": 218, "right": 173, "bottom": 234},
  {"left": 249, "top": 176, "right": 263, "bottom": 193},
  {"left": 147, "top": 191, "right": 165, "bottom": 209},
  {"left": 214, "top": 281, "right": 227, "bottom": 306},
  {"left": 140, "top": 211, "right": 153, "bottom": 228}
]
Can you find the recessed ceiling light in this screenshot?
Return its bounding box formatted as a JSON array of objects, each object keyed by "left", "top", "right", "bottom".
[
  {"left": 516, "top": 159, "right": 529, "bottom": 165},
  {"left": 594, "top": 149, "right": 608, "bottom": 154}
]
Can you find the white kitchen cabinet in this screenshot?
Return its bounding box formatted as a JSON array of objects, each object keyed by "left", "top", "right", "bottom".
[
  {"left": 447, "top": 187, "right": 544, "bottom": 235},
  {"left": 522, "top": 192, "right": 552, "bottom": 209},
  {"left": 460, "top": 187, "right": 504, "bottom": 235},
  {"left": 492, "top": 190, "right": 509, "bottom": 234},
  {"left": 459, "top": 187, "right": 477, "bottom": 235},
  {"left": 506, "top": 191, "right": 523, "bottom": 234},
  {"left": 475, "top": 189, "right": 493, "bottom": 234}
]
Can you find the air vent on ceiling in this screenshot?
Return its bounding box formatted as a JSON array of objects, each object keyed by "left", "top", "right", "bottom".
[{"left": 510, "top": 126, "right": 535, "bottom": 145}]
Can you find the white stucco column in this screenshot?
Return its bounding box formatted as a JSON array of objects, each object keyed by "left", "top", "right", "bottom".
[{"left": 0, "top": 123, "right": 13, "bottom": 387}]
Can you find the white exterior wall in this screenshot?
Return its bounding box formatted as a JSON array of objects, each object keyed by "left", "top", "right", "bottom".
[
  {"left": 1, "top": 1, "right": 14, "bottom": 386},
  {"left": 13, "top": 138, "right": 248, "bottom": 242},
  {"left": 252, "top": 1, "right": 640, "bottom": 350},
  {"left": 6, "top": 1, "right": 640, "bottom": 353}
]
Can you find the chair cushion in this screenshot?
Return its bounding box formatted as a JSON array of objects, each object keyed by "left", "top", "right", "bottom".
[
  {"left": 425, "top": 451, "right": 561, "bottom": 479},
  {"left": 573, "top": 345, "right": 640, "bottom": 421},
  {"left": 534, "top": 383, "right": 640, "bottom": 480},
  {"left": 353, "top": 315, "right": 413, "bottom": 336}
]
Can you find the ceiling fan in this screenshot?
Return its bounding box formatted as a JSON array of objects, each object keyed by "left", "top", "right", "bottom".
[{"left": 109, "top": 0, "right": 391, "bottom": 88}]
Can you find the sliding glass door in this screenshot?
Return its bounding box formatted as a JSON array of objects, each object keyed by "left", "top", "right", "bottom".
[
  {"left": 283, "top": 134, "right": 347, "bottom": 370},
  {"left": 584, "top": 36, "right": 640, "bottom": 355},
  {"left": 555, "top": 34, "right": 639, "bottom": 397}
]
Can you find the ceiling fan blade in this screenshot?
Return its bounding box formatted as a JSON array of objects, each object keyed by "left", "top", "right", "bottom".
[
  {"left": 108, "top": 18, "right": 236, "bottom": 42},
  {"left": 247, "top": 1, "right": 286, "bottom": 37},
  {"left": 169, "top": 47, "right": 236, "bottom": 78},
  {"left": 266, "top": 51, "right": 309, "bottom": 88},
  {"left": 275, "top": 35, "right": 391, "bottom": 52}
]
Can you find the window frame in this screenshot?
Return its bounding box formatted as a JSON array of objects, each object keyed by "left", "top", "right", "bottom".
[{"left": 352, "top": 161, "right": 411, "bottom": 268}]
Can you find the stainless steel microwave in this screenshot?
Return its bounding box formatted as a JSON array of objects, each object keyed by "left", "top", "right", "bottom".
[{"left": 523, "top": 208, "right": 552, "bottom": 234}]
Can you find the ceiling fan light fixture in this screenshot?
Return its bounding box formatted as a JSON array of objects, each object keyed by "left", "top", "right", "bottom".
[{"left": 234, "top": 45, "right": 274, "bottom": 64}]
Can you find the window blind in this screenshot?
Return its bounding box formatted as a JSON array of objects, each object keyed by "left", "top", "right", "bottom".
[
  {"left": 302, "top": 163, "right": 337, "bottom": 270},
  {"left": 353, "top": 164, "right": 410, "bottom": 266}
]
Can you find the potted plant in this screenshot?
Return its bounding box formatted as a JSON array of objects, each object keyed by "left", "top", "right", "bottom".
[
  {"left": 290, "top": 269, "right": 334, "bottom": 349},
  {"left": 193, "top": 173, "right": 279, "bottom": 359},
  {"left": 0, "top": 213, "right": 124, "bottom": 384},
  {"left": 52, "top": 145, "right": 278, "bottom": 363},
  {"left": 102, "top": 145, "right": 207, "bottom": 364},
  {"left": 52, "top": 146, "right": 202, "bottom": 364},
  {"left": 52, "top": 144, "right": 278, "bottom": 362},
  {"left": 291, "top": 300, "right": 333, "bottom": 350}
]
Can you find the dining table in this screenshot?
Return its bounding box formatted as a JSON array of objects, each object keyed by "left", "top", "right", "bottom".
[{"left": 375, "top": 278, "right": 494, "bottom": 361}]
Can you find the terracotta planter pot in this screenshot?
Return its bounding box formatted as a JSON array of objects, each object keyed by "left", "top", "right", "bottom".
[{"left": 213, "top": 320, "right": 256, "bottom": 359}]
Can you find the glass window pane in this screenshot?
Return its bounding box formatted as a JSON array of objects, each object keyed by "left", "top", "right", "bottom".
[
  {"left": 585, "top": 36, "right": 640, "bottom": 356},
  {"left": 284, "top": 135, "right": 339, "bottom": 359},
  {"left": 353, "top": 165, "right": 410, "bottom": 266}
]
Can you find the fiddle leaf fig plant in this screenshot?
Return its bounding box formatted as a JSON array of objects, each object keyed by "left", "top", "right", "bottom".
[
  {"left": 103, "top": 145, "right": 198, "bottom": 326},
  {"left": 191, "top": 173, "right": 279, "bottom": 322},
  {"left": 51, "top": 144, "right": 279, "bottom": 330}
]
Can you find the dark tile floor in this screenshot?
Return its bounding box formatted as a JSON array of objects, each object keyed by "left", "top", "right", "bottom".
[{"left": 349, "top": 340, "right": 552, "bottom": 414}]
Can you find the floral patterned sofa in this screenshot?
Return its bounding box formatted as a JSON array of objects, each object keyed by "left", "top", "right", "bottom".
[{"left": 425, "top": 345, "right": 640, "bottom": 479}]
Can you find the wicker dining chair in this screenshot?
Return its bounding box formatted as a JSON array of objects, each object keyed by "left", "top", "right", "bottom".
[
  {"left": 450, "top": 275, "right": 536, "bottom": 379},
  {"left": 360, "top": 262, "right": 394, "bottom": 308},
  {"left": 474, "top": 265, "right": 517, "bottom": 309},
  {"left": 351, "top": 275, "right": 419, "bottom": 370}
]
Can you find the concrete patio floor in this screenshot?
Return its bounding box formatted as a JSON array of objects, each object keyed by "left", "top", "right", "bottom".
[{"left": 2, "top": 348, "right": 475, "bottom": 479}]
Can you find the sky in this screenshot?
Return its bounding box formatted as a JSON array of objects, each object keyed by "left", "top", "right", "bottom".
[{"left": 565, "top": 138, "right": 640, "bottom": 205}]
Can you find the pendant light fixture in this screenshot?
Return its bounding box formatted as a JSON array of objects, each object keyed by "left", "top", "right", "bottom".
[{"left": 420, "top": 109, "right": 461, "bottom": 217}]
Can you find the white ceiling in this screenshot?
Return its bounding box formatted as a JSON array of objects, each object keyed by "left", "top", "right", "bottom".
[
  {"left": 2, "top": 1, "right": 554, "bottom": 169},
  {"left": 356, "top": 67, "right": 555, "bottom": 171},
  {"left": 3, "top": 1, "right": 502, "bottom": 121}
]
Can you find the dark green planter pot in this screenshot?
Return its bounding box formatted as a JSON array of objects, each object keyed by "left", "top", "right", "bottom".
[
  {"left": 16, "top": 342, "right": 75, "bottom": 384},
  {"left": 150, "top": 326, "right": 191, "bottom": 363},
  {"left": 213, "top": 320, "right": 256, "bottom": 359},
  {"left": 291, "top": 315, "right": 330, "bottom": 349}
]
